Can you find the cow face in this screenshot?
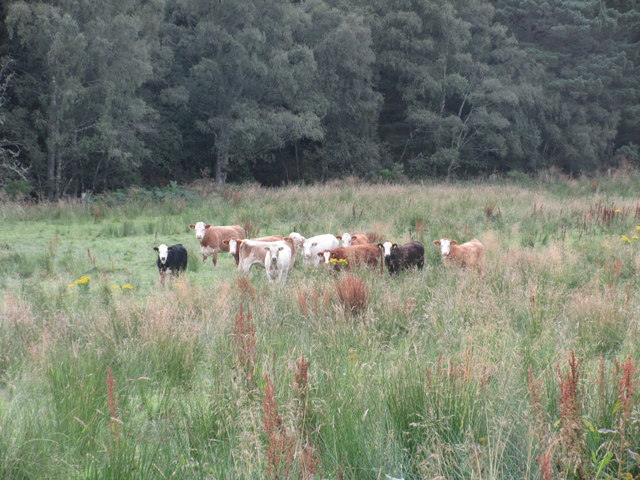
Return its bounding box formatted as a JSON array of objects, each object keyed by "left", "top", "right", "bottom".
[
  {"left": 154, "top": 244, "right": 169, "bottom": 264},
  {"left": 228, "top": 239, "right": 239, "bottom": 255},
  {"left": 265, "top": 245, "right": 285, "bottom": 266},
  {"left": 288, "top": 232, "right": 305, "bottom": 248},
  {"left": 190, "top": 221, "right": 210, "bottom": 240},
  {"left": 322, "top": 250, "right": 332, "bottom": 264},
  {"left": 340, "top": 232, "right": 352, "bottom": 247},
  {"left": 302, "top": 240, "right": 317, "bottom": 259},
  {"left": 380, "top": 241, "right": 396, "bottom": 257},
  {"left": 434, "top": 238, "right": 456, "bottom": 256}
]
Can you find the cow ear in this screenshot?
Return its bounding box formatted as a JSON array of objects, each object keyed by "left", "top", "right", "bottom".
[
  {"left": 434, "top": 240, "right": 441, "bottom": 246},
  {"left": 222, "top": 240, "right": 229, "bottom": 246},
  {"left": 279, "top": 247, "right": 284, "bottom": 251},
  {"left": 205, "top": 224, "right": 211, "bottom": 229},
  {"left": 189, "top": 224, "right": 195, "bottom": 229},
  {"left": 393, "top": 243, "right": 398, "bottom": 249},
  {"left": 168, "top": 246, "right": 174, "bottom": 251},
  {"left": 317, "top": 252, "right": 323, "bottom": 257},
  {"left": 451, "top": 240, "right": 457, "bottom": 245},
  {"left": 153, "top": 247, "right": 159, "bottom": 251},
  {"left": 377, "top": 243, "right": 383, "bottom": 248},
  {"left": 336, "top": 235, "right": 342, "bottom": 240}
]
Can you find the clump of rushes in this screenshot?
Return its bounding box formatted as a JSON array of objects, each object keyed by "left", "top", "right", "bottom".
[
  {"left": 334, "top": 275, "right": 369, "bottom": 316},
  {"left": 233, "top": 304, "right": 256, "bottom": 384}
]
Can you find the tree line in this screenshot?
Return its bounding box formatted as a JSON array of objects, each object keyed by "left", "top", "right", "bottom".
[{"left": 0, "top": 0, "right": 638, "bottom": 199}]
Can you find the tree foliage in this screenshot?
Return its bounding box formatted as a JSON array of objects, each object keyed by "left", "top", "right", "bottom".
[{"left": 0, "top": 0, "right": 638, "bottom": 196}]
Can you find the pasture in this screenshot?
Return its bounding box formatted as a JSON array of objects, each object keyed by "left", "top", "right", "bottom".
[{"left": 1, "top": 178, "right": 639, "bottom": 479}]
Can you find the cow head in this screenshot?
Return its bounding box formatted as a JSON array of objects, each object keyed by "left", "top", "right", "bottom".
[
  {"left": 302, "top": 240, "right": 318, "bottom": 259},
  {"left": 434, "top": 238, "right": 456, "bottom": 256},
  {"left": 265, "top": 245, "right": 285, "bottom": 267},
  {"left": 154, "top": 244, "right": 169, "bottom": 264},
  {"left": 189, "top": 222, "right": 210, "bottom": 240},
  {"left": 288, "top": 232, "right": 306, "bottom": 248},
  {"left": 228, "top": 239, "right": 239, "bottom": 255},
  {"left": 339, "top": 232, "right": 352, "bottom": 247},
  {"left": 379, "top": 241, "right": 399, "bottom": 257}
]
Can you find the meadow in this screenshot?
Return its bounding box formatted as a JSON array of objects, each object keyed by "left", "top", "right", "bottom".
[{"left": 0, "top": 175, "right": 639, "bottom": 479}]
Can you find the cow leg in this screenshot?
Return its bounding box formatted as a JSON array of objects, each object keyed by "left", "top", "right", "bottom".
[
  {"left": 202, "top": 255, "right": 207, "bottom": 263},
  {"left": 212, "top": 249, "right": 218, "bottom": 266}
]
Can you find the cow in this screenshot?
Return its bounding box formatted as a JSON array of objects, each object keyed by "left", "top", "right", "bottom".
[
  {"left": 379, "top": 241, "right": 425, "bottom": 274},
  {"left": 301, "top": 234, "right": 340, "bottom": 266},
  {"left": 319, "top": 243, "right": 381, "bottom": 270},
  {"left": 189, "top": 221, "right": 245, "bottom": 266},
  {"left": 154, "top": 243, "right": 188, "bottom": 285},
  {"left": 238, "top": 238, "right": 296, "bottom": 273},
  {"left": 337, "top": 232, "right": 369, "bottom": 247},
  {"left": 224, "top": 235, "right": 284, "bottom": 265},
  {"left": 264, "top": 242, "right": 293, "bottom": 284},
  {"left": 433, "top": 238, "right": 485, "bottom": 274}
]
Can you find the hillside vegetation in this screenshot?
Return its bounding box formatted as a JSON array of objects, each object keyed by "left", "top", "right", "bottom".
[{"left": 1, "top": 178, "right": 639, "bottom": 479}]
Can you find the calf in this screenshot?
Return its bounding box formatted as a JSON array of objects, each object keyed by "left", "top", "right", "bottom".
[
  {"left": 238, "top": 238, "right": 296, "bottom": 273},
  {"left": 433, "top": 238, "right": 485, "bottom": 273},
  {"left": 379, "top": 241, "right": 424, "bottom": 274},
  {"left": 319, "top": 244, "right": 381, "bottom": 270},
  {"left": 301, "top": 234, "right": 340, "bottom": 266},
  {"left": 337, "top": 232, "right": 369, "bottom": 247},
  {"left": 154, "top": 243, "right": 188, "bottom": 285},
  {"left": 264, "top": 242, "right": 293, "bottom": 284},
  {"left": 224, "top": 235, "right": 284, "bottom": 265},
  {"left": 189, "top": 221, "right": 245, "bottom": 266}
]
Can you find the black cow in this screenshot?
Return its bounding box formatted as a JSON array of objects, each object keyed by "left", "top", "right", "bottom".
[
  {"left": 378, "top": 241, "right": 424, "bottom": 274},
  {"left": 154, "top": 243, "right": 188, "bottom": 284}
]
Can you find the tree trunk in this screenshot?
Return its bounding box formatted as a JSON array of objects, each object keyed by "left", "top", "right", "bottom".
[
  {"left": 216, "top": 150, "right": 227, "bottom": 187},
  {"left": 47, "top": 76, "right": 60, "bottom": 200}
]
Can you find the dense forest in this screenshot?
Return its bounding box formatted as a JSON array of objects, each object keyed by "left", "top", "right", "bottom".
[{"left": 0, "top": 0, "right": 638, "bottom": 199}]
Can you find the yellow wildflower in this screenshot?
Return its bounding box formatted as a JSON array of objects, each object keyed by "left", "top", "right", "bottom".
[
  {"left": 615, "top": 209, "right": 622, "bottom": 213},
  {"left": 122, "top": 284, "right": 134, "bottom": 290},
  {"left": 621, "top": 235, "right": 631, "bottom": 243},
  {"left": 636, "top": 225, "right": 640, "bottom": 231},
  {"left": 111, "top": 285, "right": 121, "bottom": 290},
  {"left": 75, "top": 276, "right": 91, "bottom": 285},
  {"left": 67, "top": 284, "right": 75, "bottom": 288}
]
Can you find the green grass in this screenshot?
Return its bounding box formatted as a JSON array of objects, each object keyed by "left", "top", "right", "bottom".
[{"left": 1, "top": 177, "right": 639, "bottom": 479}]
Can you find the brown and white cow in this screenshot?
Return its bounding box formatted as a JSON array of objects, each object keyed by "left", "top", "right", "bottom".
[
  {"left": 189, "top": 221, "right": 245, "bottom": 266},
  {"left": 238, "top": 238, "right": 297, "bottom": 273},
  {"left": 224, "top": 235, "right": 284, "bottom": 265},
  {"left": 319, "top": 243, "right": 381, "bottom": 270},
  {"left": 337, "top": 232, "right": 369, "bottom": 247},
  {"left": 433, "top": 238, "right": 485, "bottom": 274}
]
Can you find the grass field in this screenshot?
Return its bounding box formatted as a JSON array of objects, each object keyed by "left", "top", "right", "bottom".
[{"left": 1, "top": 176, "right": 639, "bottom": 479}]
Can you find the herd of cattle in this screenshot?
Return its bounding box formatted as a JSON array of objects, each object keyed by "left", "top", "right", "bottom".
[{"left": 154, "top": 221, "right": 486, "bottom": 284}]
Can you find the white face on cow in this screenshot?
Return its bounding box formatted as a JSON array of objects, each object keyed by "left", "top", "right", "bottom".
[
  {"left": 193, "top": 221, "right": 208, "bottom": 240},
  {"left": 156, "top": 244, "right": 169, "bottom": 264},
  {"left": 288, "top": 232, "right": 305, "bottom": 247},
  {"left": 229, "top": 239, "right": 238, "bottom": 255},
  {"left": 382, "top": 241, "right": 393, "bottom": 257},
  {"left": 322, "top": 250, "right": 331, "bottom": 264},
  {"left": 340, "top": 233, "right": 352, "bottom": 247},
  {"left": 265, "top": 245, "right": 283, "bottom": 265},
  {"left": 302, "top": 240, "right": 317, "bottom": 259},
  {"left": 438, "top": 239, "right": 452, "bottom": 256}
]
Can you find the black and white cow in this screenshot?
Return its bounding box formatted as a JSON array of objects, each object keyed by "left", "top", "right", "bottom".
[
  {"left": 378, "top": 241, "right": 424, "bottom": 274},
  {"left": 154, "top": 243, "right": 188, "bottom": 285}
]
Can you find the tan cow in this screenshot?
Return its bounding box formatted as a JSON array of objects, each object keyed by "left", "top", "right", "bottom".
[
  {"left": 238, "top": 238, "right": 297, "bottom": 273},
  {"left": 319, "top": 244, "right": 381, "bottom": 270},
  {"left": 224, "top": 235, "right": 285, "bottom": 265},
  {"left": 189, "top": 221, "right": 245, "bottom": 266},
  {"left": 336, "top": 232, "right": 370, "bottom": 247},
  {"left": 433, "top": 238, "right": 485, "bottom": 274}
]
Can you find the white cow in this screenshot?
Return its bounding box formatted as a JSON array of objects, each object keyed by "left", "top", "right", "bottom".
[
  {"left": 301, "top": 234, "right": 340, "bottom": 266},
  {"left": 264, "top": 242, "right": 293, "bottom": 284},
  {"left": 238, "top": 238, "right": 296, "bottom": 273}
]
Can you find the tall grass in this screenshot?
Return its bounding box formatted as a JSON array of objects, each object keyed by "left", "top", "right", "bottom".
[{"left": 1, "top": 178, "right": 639, "bottom": 479}]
